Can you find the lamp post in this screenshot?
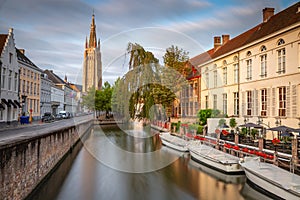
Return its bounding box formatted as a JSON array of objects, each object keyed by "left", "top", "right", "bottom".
[{"left": 275, "top": 117, "right": 281, "bottom": 126}]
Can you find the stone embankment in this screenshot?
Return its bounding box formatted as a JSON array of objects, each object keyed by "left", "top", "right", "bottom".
[{"left": 0, "top": 117, "right": 93, "bottom": 200}]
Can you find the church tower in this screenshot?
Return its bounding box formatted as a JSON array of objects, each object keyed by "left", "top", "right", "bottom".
[{"left": 82, "top": 13, "right": 102, "bottom": 93}]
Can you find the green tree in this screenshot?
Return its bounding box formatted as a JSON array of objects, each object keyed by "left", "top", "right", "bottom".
[
  {"left": 197, "top": 109, "right": 222, "bottom": 125},
  {"left": 82, "top": 86, "right": 96, "bottom": 111},
  {"left": 163, "top": 45, "right": 189, "bottom": 75}
]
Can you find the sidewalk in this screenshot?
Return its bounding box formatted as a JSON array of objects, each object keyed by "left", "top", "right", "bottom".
[{"left": 0, "top": 120, "right": 43, "bottom": 132}]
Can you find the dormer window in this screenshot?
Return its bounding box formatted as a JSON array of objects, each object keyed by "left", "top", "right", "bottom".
[
  {"left": 233, "top": 56, "right": 238, "bottom": 62},
  {"left": 260, "top": 45, "right": 267, "bottom": 52},
  {"left": 277, "top": 39, "right": 285, "bottom": 46}
]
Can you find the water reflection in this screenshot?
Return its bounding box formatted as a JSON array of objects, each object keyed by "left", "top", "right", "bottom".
[{"left": 29, "top": 124, "right": 269, "bottom": 200}]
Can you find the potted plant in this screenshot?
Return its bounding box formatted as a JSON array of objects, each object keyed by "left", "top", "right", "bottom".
[{"left": 229, "top": 118, "right": 237, "bottom": 134}]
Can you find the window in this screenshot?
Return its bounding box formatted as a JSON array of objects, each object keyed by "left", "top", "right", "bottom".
[
  {"left": 246, "top": 59, "right": 252, "bottom": 80},
  {"left": 23, "top": 80, "right": 25, "bottom": 93},
  {"left": 261, "top": 89, "right": 267, "bottom": 116},
  {"left": 27, "top": 81, "right": 30, "bottom": 94},
  {"left": 205, "top": 96, "right": 209, "bottom": 109},
  {"left": 247, "top": 91, "right": 252, "bottom": 115},
  {"left": 222, "top": 93, "right": 227, "bottom": 115},
  {"left": 194, "top": 83, "right": 198, "bottom": 95},
  {"left": 223, "top": 67, "right": 227, "bottom": 85},
  {"left": 1, "top": 68, "right": 6, "bottom": 88},
  {"left": 190, "top": 84, "right": 193, "bottom": 97},
  {"left": 234, "top": 92, "right": 239, "bottom": 116},
  {"left": 260, "top": 54, "right": 267, "bottom": 77},
  {"left": 34, "top": 83, "right": 36, "bottom": 95},
  {"left": 213, "top": 70, "right": 217, "bottom": 87},
  {"left": 261, "top": 45, "right": 267, "bottom": 52},
  {"left": 277, "top": 49, "right": 286, "bottom": 74},
  {"left": 9, "top": 52, "right": 13, "bottom": 64},
  {"left": 14, "top": 72, "right": 18, "bottom": 91},
  {"left": 190, "top": 102, "right": 193, "bottom": 116},
  {"left": 30, "top": 83, "right": 33, "bottom": 95},
  {"left": 8, "top": 70, "right": 12, "bottom": 90},
  {"left": 205, "top": 72, "right": 209, "bottom": 88},
  {"left": 234, "top": 64, "right": 239, "bottom": 84},
  {"left": 213, "top": 95, "right": 217, "bottom": 110},
  {"left": 247, "top": 51, "right": 252, "bottom": 57},
  {"left": 278, "top": 87, "right": 286, "bottom": 116},
  {"left": 277, "top": 39, "right": 285, "bottom": 46}
]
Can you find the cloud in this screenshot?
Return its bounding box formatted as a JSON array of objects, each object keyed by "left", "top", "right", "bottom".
[{"left": 0, "top": 0, "right": 296, "bottom": 84}]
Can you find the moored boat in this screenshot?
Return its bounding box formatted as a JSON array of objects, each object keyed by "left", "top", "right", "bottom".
[
  {"left": 188, "top": 144, "right": 244, "bottom": 174},
  {"left": 239, "top": 156, "right": 300, "bottom": 200},
  {"left": 159, "top": 132, "right": 189, "bottom": 152}
]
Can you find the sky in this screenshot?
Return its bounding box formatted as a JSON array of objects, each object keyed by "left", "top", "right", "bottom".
[{"left": 0, "top": 0, "right": 298, "bottom": 85}]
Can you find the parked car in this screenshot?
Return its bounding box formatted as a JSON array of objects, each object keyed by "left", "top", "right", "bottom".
[
  {"left": 59, "top": 111, "right": 70, "bottom": 119},
  {"left": 42, "top": 112, "right": 55, "bottom": 122}
]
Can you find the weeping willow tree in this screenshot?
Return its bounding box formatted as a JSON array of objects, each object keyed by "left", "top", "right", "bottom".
[{"left": 112, "top": 42, "right": 188, "bottom": 122}]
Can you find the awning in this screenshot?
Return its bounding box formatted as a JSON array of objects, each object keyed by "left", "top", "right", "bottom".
[
  {"left": 14, "top": 100, "right": 21, "bottom": 107},
  {"left": 1, "top": 98, "right": 9, "bottom": 106},
  {"left": 8, "top": 99, "right": 17, "bottom": 108}
]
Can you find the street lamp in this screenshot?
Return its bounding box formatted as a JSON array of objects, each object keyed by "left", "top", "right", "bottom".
[
  {"left": 275, "top": 118, "right": 281, "bottom": 126},
  {"left": 244, "top": 117, "right": 249, "bottom": 124},
  {"left": 257, "top": 116, "right": 263, "bottom": 125}
]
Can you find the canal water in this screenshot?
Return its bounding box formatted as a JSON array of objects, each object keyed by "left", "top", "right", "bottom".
[{"left": 28, "top": 123, "right": 272, "bottom": 200}]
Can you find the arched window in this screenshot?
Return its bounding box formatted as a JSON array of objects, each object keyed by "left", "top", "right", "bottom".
[
  {"left": 223, "top": 60, "right": 227, "bottom": 66},
  {"left": 261, "top": 45, "right": 267, "bottom": 52},
  {"left": 233, "top": 56, "right": 238, "bottom": 62},
  {"left": 246, "top": 51, "right": 252, "bottom": 57},
  {"left": 277, "top": 39, "right": 285, "bottom": 46}
]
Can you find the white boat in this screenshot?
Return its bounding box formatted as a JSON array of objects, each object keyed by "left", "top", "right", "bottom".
[
  {"left": 159, "top": 132, "right": 189, "bottom": 152},
  {"left": 188, "top": 144, "right": 244, "bottom": 174},
  {"left": 239, "top": 157, "right": 300, "bottom": 200},
  {"left": 151, "top": 124, "right": 168, "bottom": 132},
  {"left": 189, "top": 159, "right": 246, "bottom": 184}
]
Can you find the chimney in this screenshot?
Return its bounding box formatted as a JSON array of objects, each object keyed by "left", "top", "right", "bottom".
[
  {"left": 19, "top": 49, "right": 25, "bottom": 55},
  {"left": 263, "top": 7, "right": 274, "bottom": 22},
  {"left": 214, "top": 36, "right": 221, "bottom": 50},
  {"left": 222, "top": 35, "right": 230, "bottom": 45}
]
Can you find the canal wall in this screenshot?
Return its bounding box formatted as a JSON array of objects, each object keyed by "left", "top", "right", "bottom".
[{"left": 0, "top": 119, "right": 93, "bottom": 200}]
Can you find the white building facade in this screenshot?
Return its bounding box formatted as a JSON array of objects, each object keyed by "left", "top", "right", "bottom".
[
  {"left": 40, "top": 73, "right": 52, "bottom": 116},
  {"left": 198, "top": 3, "right": 300, "bottom": 135},
  {"left": 0, "top": 28, "right": 20, "bottom": 127},
  {"left": 51, "top": 86, "right": 64, "bottom": 115}
]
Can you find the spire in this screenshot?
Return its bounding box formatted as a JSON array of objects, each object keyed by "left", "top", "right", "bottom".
[
  {"left": 64, "top": 74, "right": 67, "bottom": 83},
  {"left": 89, "top": 13, "right": 97, "bottom": 48}
]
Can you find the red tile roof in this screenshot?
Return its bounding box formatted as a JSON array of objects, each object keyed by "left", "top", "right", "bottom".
[
  {"left": 0, "top": 34, "right": 8, "bottom": 55},
  {"left": 247, "top": 2, "right": 300, "bottom": 44},
  {"left": 191, "top": 2, "right": 300, "bottom": 63}
]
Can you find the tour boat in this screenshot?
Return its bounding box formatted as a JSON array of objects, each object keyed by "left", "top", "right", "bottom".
[
  {"left": 188, "top": 144, "right": 244, "bottom": 174},
  {"left": 159, "top": 132, "right": 189, "bottom": 152},
  {"left": 239, "top": 157, "right": 300, "bottom": 200}
]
